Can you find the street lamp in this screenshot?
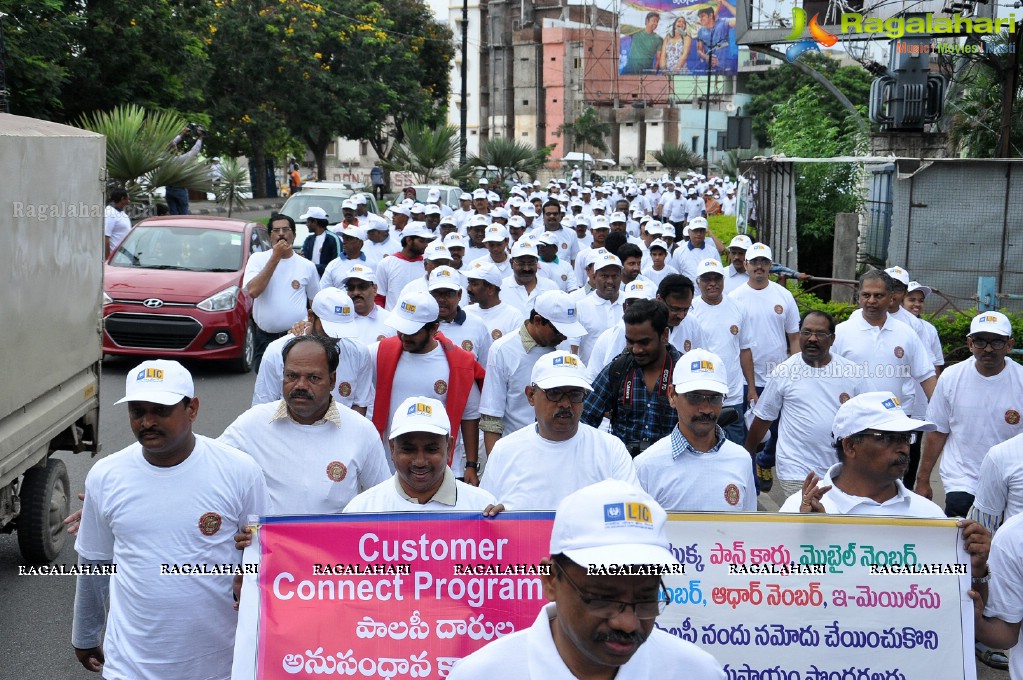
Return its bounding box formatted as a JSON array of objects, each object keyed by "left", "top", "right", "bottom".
[
  {"left": 459, "top": 0, "right": 469, "bottom": 166},
  {"left": 701, "top": 39, "right": 727, "bottom": 177}
]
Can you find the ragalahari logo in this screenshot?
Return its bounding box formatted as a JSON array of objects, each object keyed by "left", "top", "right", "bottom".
[{"left": 786, "top": 8, "right": 839, "bottom": 62}]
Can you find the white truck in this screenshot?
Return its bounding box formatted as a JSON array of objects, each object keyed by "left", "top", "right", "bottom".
[{"left": 0, "top": 114, "right": 104, "bottom": 563}]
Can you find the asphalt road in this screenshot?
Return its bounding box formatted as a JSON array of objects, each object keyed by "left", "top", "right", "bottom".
[
  {"left": 0, "top": 353, "right": 1009, "bottom": 679},
  {"left": 0, "top": 356, "right": 257, "bottom": 680}
]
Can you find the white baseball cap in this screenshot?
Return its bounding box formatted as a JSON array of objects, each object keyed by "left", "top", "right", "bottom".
[
  {"left": 390, "top": 204, "right": 411, "bottom": 217},
  {"left": 115, "top": 360, "right": 194, "bottom": 406},
  {"left": 746, "top": 242, "right": 773, "bottom": 262},
  {"left": 423, "top": 204, "right": 441, "bottom": 216},
  {"left": 884, "top": 266, "right": 910, "bottom": 286},
  {"left": 550, "top": 479, "right": 677, "bottom": 569},
  {"left": 428, "top": 265, "right": 463, "bottom": 292},
  {"left": 907, "top": 281, "right": 931, "bottom": 298},
  {"left": 311, "top": 288, "right": 359, "bottom": 339},
  {"left": 389, "top": 396, "right": 450, "bottom": 440},
  {"left": 341, "top": 264, "right": 376, "bottom": 284},
  {"left": 728, "top": 234, "right": 752, "bottom": 250},
  {"left": 649, "top": 238, "right": 669, "bottom": 252},
  {"left": 459, "top": 192, "right": 472, "bottom": 201},
  {"left": 464, "top": 261, "right": 504, "bottom": 288},
  {"left": 341, "top": 199, "right": 358, "bottom": 211},
  {"left": 520, "top": 203, "right": 537, "bottom": 217},
  {"left": 591, "top": 251, "right": 623, "bottom": 271},
  {"left": 443, "top": 233, "right": 467, "bottom": 248},
  {"left": 672, "top": 349, "right": 728, "bottom": 395},
  {"left": 970, "top": 311, "right": 1012, "bottom": 337},
  {"left": 687, "top": 216, "right": 709, "bottom": 231},
  {"left": 467, "top": 214, "right": 490, "bottom": 228},
  {"left": 609, "top": 211, "right": 627, "bottom": 223},
  {"left": 424, "top": 242, "right": 452, "bottom": 262},
  {"left": 402, "top": 223, "right": 436, "bottom": 240},
  {"left": 471, "top": 188, "right": 488, "bottom": 199},
  {"left": 832, "top": 391, "right": 936, "bottom": 441},
  {"left": 339, "top": 225, "right": 366, "bottom": 241},
  {"left": 299, "top": 206, "right": 328, "bottom": 221},
  {"left": 507, "top": 215, "right": 527, "bottom": 229},
  {"left": 510, "top": 240, "right": 539, "bottom": 259},
  {"left": 427, "top": 188, "right": 441, "bottom": 201},
  {"left": 660, "top": 225, "right": 676, "bottom": 238},
  {"left": 537, "top": 232, "right": 559, "bottom": 246},
  {"left": 696, "top": 258, "right": 725, "bottom": 278},
  {"left": 623, "top": 280, "right": 655, "bottom": 301},
  {"left": 491, "top": 207, "right": 510, "bottom": 220},
  {"left": 385, "top": 291, "right": 440, "bottom": 335},
  {"left": 483, "top": 224, "right": 509, "bottom": 242},
  {"left": 531, "top": 350, "right": 592, "bottom": 390},
  {"left": 590, "top": 215, "right": 611, "bottom": 231},
  {"left": 354, "top": 194, "right": 368, "bottom": 205},
  {"left": 533, "top": 290, "right": 587, "bottom": 337}
]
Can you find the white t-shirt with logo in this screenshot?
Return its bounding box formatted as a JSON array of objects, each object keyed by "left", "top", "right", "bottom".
[
  {"left": 375, "top": 256, "right": 425, "bottom": 310},
  {"left": 75, "top": 436, "right": 269, "bottom": 680},
  {"left": 252, "top": 334, "right": 373, "bottom": 409},
  {"left": 669, "top": 314, "right": 707, "bottom": 355},
  {"left": 219, "top": 401, "right": 389, "bottom": 514},
  {"left": 243, "top": 253, "right": 320, "bottom": 333},
  {"left": 972, "top": 432, "right": 1023, "bottom": 523},
  {"left": 479, "top": 330, "right": 551, "bottom": 436},
  {"left": 541, "top": 228, "right": 579, "bottom": 265},
  {"left": 641, "top": 262, "right": 680, "bottom": 286},
  {"left": 499, "top": 275, "right": 558, "bottom": 314},
  {"left": 352, "top": 306, "right": 395, "bottom": 346},
  {"left": 481, "top": 423, "right": 638, "bottom": 510},
  {"left": 751, "top": 353, "right": 876, "bottom": 482},
  {"left": 672, "top": 242, "right": 720, "bottom": 285},
  {"left": 689, "top": 297, "right": 755, "bottom": 405},
  {"left": 575, "top": 291, "right": 625, "bottom": 365},
  {"left": 981, "top": 512, "right": 1023, "bottom": 680},
  {"left": 343, "top": 475, "right": 497, "bottom": 513},
  {"left": 464, "top": 303, "right": 525, "bottom": 343},
  {"left": 537, "top": 257, "right": 577, "bottom": 292},
  {"left": 440, "top": 314, "right": 493, "bottom": 365},
  {"left": 925, "top": 357, "right": 1023, "bottom": 494},
  {"left": 723, "top": 264, "right": 749, "bottom": 295},
  {"left": 634, "top": 433, "right": 757, "bottom": 512},
  {"left": 728, "top": 281, "right": 800, "bottom": 386}
]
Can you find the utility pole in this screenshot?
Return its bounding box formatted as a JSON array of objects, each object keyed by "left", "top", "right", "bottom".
[
  {"left": 997, "top": 19, "right": 1022, "bottom": 157},
  {"left": 459, "top": 0, "right": 469, "bottom": 166},
  {"left": 703, "top": 40, "right": 723, "bottom": 177},
  {"left": 0, "top": 13, "right": 10, "bottom": 113}
]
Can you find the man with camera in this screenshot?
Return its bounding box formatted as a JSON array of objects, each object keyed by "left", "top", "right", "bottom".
[
  {"left": 580, "top": 299, "right": 681, "bottom": 457},
  {"left": 166, "top": 124, "right": 205, "bottom": 215}
]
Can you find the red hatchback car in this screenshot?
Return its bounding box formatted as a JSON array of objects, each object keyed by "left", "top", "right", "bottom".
[{"left": 103, "top": 216, "right": 271, "bottom": 372}]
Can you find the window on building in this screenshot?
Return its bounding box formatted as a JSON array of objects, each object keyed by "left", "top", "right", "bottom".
[
  {"left": 359, "top": 141, "right": 368, "bottom": 156},
  {"left": 573, "top": 58, "right": 581, "bottom": 69},
  {"left": 692, "top": 136, "right": 699, "bottom": 152},
  {"left": 522, "top": 99, "right": 529, "bottom": 105}
]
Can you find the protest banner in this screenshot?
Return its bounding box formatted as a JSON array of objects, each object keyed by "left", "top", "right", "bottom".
[{"left": 232, "top": 512, "right": 974, "bottom": 679}]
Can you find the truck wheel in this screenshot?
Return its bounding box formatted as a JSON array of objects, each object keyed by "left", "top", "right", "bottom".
[
  {"left": 17, "top": 458, "right": 71, "bottom": 564},
  {"left": 228, "top": 321, "right": 256, "bottom": 373}
]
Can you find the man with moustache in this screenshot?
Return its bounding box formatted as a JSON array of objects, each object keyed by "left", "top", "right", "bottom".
[
  {"left": 449, "top": 480, "right": 725, "bottom": 679},
  {"left": 375, "top": 222, "right": 435, "bottom": 310},
  {"left": 339, "top": 265, "right": 394, "bottom": 345},
  {"left": 464, "top": 262, "right": 525, "bottom": 342},
  {"left": 745, "top": 311, "right": 875, "bottom": 497},
  {"left": 500, "top": 240, "right": 559, "bottom": 312},
  {"left": 244, "top": 213, "right": 320, "bottom": 370},
  {"left": 72, "top": 361, "right": 269, "bottom": 679},
  {"left": 722, "top": 234, "right": 751, "bottom": 294},
  {"left": 671, "top": 217, "right": 724, "bottom": 286},
  {"left": 574, "top": 252, "right": 625, "bottom": 364},
  {"left": 429, "top": 266, "right": 492, "bottom": 365},
  {"left": 220, "top": 335, "right": 390, "bottom": 514},
  {"left": 635, "top": 349, "right": 757, "bottom": 511}
]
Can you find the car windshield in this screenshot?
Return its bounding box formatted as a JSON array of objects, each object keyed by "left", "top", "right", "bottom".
[
  {"left": 110, "top": 226, "right": 244, "bottom": 272},
  {"left": 280, "top": 194, "right": 351, "bottom": 224}
]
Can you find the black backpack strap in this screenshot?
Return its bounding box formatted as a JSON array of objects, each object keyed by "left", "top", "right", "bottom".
[{"left": 606, "top": 349, "right": 635, "bottom": 423}]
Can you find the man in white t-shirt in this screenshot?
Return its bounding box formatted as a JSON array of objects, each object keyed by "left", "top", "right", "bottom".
[
  {"left": 252, "top": 287, "right": 372, "bottom": 413},
  {"left": 468, "top": 224, "right": 513, "bottom": 278},
  {"left": 690, "top": 258, "right": 756, "bottom": 445},
  {"left": 220, "top": 335, "right": 389, "bottom": 514},
  {"left": 500, "top": 240, "right": 558, "bottom": 312},
  {"left": 655, "top": 274, "right": 704, "bottom": 354},
  {"left": 971, "top": 431, "right": 1023, "bottom": 534},
  {"left": 370, "top": 291, "right": 485, "bottom": 483},
  {"left": 481, "top": 351, "right": 637, "bottom": 510},
  {"left": 671, "top": 217, "right": 724, "bottom": 285},
  {"left": 746, "top": 310, "right": 875, "bottom": 497},
  {"left": 243, "top": 213, "right": 320, "bottom": 370},
  {"left": 464, "top": 262, "right": 526, "bottom": 342},
  {"left": 973, "top": 512, "right": 1023, "bottom": 679},
  {"left": 574, "top": 251, "right": 625, "bottom": 364},
  {"left": 916, "top": 311, "right": 1023, "bottom": 517},
  {"left": 538, "top": 199, "right": 579, "bottom": 266},
  {"left": 635, "top": 348, "right": 757, "bottom": 511},
  {"left": 344, "top": 396, "right": 499, "bottom": 512},
  {"left": 479, "top": 291, "right": 587, "bottom": 455},
  {"left": 722, "top": 234, "right": 751, "bottom": 294},
  {"left": 339, "top": 265, "right": 394, "bottom": 346},
  {"left": 832, "top": 269, "right": 936, "bottom": 419},
  {"left": 73, "top": 360, "right": 269, "bottom": 680},
  {"left": 375, "top": 222, "right": 434, "bottom": 310},
  {"left": 536, "top": 232, "right": 576, "bottom": 292},
  {"left": 428, "top": 266, "right": 492, "bottom": 365},
  {"left": 104, "top": 189, "right": 132, "bottom": 256},
  {"left": 449, "top": 480, "right": 725, "bottom": 680}
]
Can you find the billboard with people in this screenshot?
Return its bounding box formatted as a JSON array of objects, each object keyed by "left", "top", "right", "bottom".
[{"left": 618, "top": 0, "right": 738, "bottom": 76}]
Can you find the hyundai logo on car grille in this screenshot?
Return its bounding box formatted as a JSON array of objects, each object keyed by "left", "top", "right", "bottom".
[{"left": 142, "top": 298, "right": 165, "bottom": 308}]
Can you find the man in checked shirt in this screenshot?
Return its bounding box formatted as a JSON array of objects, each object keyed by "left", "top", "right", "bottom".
[{"left": 580, "top": 299, "right": 681, "bottom": 456}]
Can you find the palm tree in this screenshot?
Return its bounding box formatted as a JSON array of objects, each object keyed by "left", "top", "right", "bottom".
[
  {"left": 214, "top": 158, "right": 250, "bottom": 218},
  {"left": 78, "top": 105, "right": 213, "bottom": 209},
  {"left": 383, "top": 121, "right": 467, "bottom": 184},
  {"left": 555, "top": 106, "right": 611, "bottom": 184},
  {"left": 651, "top": 143, "right": 704, "bottom": 178},
  {"left": 946, "top": 42, "right": 1023, "bottom": 158},
  {"left": 718, "top": 148, "right": 762, "bottom": 180},
  {"left": 466, "top": 138, "right": 552, "bottom": 187}
]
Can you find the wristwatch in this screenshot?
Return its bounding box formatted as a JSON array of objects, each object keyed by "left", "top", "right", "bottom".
[
  {"left": 465, "top": 461, "right": 480, "bottom": 471},
  {"left": 972, "top": 571, "right": 991, "bottom": 585}
]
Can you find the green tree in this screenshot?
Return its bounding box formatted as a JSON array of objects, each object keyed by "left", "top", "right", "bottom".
[
  {"left": 745, "top": 54, "right": 872, "bottom": 148},
  {"left": 60, "top": 0, "right": 213, "bottom": 123},
  {"left": 0, "top": 0, "right": 79, "bottom": 118},
  {"left": 385, "top": 120, "right": 462, "bottom": 183},
  {"left": 466, "top": 138, "right": 552, "bottom": 186},
  {"left": 650, "top": 143, "right": 704, "bottom": 177},
  {"left": 768, "top": 85, "right": 865, "bottom": 280},
  {"left": 78, "top": 104, "right": 212, "bottom": 207},
  {"left": 555, "top": 106, "right": 611, "bottom": 184}
]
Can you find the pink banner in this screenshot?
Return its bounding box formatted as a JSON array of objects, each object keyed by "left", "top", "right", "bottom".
[{"left": 257, "top": 512, "right": 555, "bottom": 678}]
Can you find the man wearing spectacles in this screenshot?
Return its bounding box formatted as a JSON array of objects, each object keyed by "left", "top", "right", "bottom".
[
  {"left": 537, "top": 199, "right": 580, "bottom": 267},
  {"left": 244, "top": 214, "right": 321, "bottom": 371},
  {"left": 449, "top": 480, "right": 725, "bottom": 679},
  {"left": 916, "top": 311, "right": 1023, "bottom": 519},
  {"left": 745, "top": 310, "right": 875, "bottom": 497},
  {"left": 635, "top": 348, "right": 757, "bottom": 511},
  {"left": 481, "top": 351, "right": 638, "bottom": 510}
]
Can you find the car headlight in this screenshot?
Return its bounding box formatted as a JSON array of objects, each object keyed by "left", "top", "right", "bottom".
[
  {"left": 102, "top": 291, "right": 112, "bottom": 305},
  {"left": 197, "top": 286, "right": 239, "bottom": 312}
]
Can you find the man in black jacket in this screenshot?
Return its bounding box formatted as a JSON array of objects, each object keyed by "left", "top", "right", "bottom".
[{"left": 299, "top": 207, "right": 342, "bottom": 277}]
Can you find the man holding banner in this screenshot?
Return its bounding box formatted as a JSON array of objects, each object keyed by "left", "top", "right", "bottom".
[{"left": 449, "top": 479, "right": 725, "bottom": 679}]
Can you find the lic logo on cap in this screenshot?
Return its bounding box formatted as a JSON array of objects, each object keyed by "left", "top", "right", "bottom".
[
  {"left": 982, "top": 315, "right": 999, "bottom": 323},
  {"left": 407, "top": 402, "right": 432, "bottom": 416},
  {"left": 553, "top": 355, "right": 579, "bottom": 367},
  {"left": 137, "top": 368, "right": 164, "bottom": 382},
  {"left": 691, "top": 360, "right": 714, "bottom": 372},
  {"left": 881, "top": 396, "right": 901, "bottom": 410},
  {"left": 401, "top": 302, "right": 417, "bottom": 314},
  {"left": 567, "top": 308, "right": 575, "bottom": 317}
]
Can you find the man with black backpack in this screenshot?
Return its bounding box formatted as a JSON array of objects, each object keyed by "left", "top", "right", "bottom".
[{"left": 580, "top": 299, "right": 681, "bottom": 457}]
